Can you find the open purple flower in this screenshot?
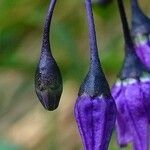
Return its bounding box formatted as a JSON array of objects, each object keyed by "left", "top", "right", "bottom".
[
  {"left": 112, "top": 0, "right": 150, "bottom": 149},
  {"left": 131, "top": 0, "right": 150, "bottom": 69},
  {"left": 74, "top": 0, "right": 116, "bottom": 149},
  {"left": 35, "top": 0, "right": 63, "bottom": 111}
]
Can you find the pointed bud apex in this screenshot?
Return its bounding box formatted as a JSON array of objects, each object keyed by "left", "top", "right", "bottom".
[{"left": 112, "top": 74, "right": 150, "bottom": 149}]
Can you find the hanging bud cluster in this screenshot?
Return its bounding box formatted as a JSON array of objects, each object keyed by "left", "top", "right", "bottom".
[{"left": 34, "top": 0, "right": 150, "bottom": 149}]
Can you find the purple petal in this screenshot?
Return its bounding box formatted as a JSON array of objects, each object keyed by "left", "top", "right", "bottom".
[
  {"left": 112, "top": 84, "right": 132, "bottom": 147},
  {"left": 125, "top": 83, "right": 149, "bottom": 150},
  {"left": 135, "top": 40, "right": 150, "bottom": 69},
  {"left": 74, "top": 94, "right": 116, "bottom": 150},
  {"left": 140, "top": 80, "right": 150, "bottom": 123}
]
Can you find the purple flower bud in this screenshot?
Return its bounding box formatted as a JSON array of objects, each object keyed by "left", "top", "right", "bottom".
[
  {"left": 112, "top": 0, "right": 150, "bottom": 149},
  {"left": 75, "top": 95, "right": 116, "bottom": 150},
  {"left": 74, "top": 0, "right": 116, "bottom": 149},
  {"left": 131, "top": 0, "right": 150, "bottom": 69},
  {"left": 35, "top": 0, "right": 63, "bottom": 111}
]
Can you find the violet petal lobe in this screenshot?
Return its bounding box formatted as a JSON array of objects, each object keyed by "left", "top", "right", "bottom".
[
  {"left": 134, "top": 36, "right": 150, "bottom": 69},
  {"left": 112, "top": 78, "right": 150, "bottom": 149},
  {"left": 74, "top": 94, "right": 116, "bottom": 150},
  {"left": 125, "top": 82, "right": 149, "bottom": 150},
  {"left": 112, "top": 83, "right": 132, "bottom": 147},
  {"left": 140, "top": 76, "right": 150, "bottom": 123}
]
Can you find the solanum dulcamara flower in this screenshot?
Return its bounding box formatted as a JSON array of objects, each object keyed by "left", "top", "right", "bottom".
[{"left": 74, "top": 0, "right": 116, "bottom": 149}]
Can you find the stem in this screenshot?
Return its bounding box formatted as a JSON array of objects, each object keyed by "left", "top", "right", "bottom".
[
  {"left": 117, "top": 0, "right": 134, "bottom": 52},
  {"left": 42, "top": 0, "right": 57, "bottom": 51},
  {"left": 85, "top": 0, "right": 99, "bottom": 65}
]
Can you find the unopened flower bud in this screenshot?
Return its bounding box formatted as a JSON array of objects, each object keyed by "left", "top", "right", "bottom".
[
  {"left": 74, "top": 0, "right": 116, "bottom": 149},
  {"left": 35, "top": 0, "right": 63, "bottom": 111}
]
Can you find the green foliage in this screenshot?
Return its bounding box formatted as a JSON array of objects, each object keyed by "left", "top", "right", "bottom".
[{"left": 0, "top": 140, "right": 22, "bottom": 150}]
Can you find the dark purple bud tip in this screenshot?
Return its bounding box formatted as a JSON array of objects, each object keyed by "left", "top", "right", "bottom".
[
  {"left": 131, "top": 0, "right": 150, "bottom": 35},
  {"left": 92, "top": 0, "right": 112, "bottom": 6},
  {"left": 119, "top": 48, "right": 149, "bottom": 80},
  {"left": 133, "top": 34, "right": 150, "bottom": 69},
  {"left": 79, "top": 63, "right": 111, "bottom": 98},
  {"left": 35, "top": 53, "right": 62, "bottom": 111},
  {"left": 35, "top": 0, "right": 63, "bottom": 111}
]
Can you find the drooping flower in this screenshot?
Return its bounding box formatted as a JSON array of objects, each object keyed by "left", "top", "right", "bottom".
[
  {"left": 74, "top": 0, "right": 116, "bottom": 149},
  {"left": 112, "top": 0, "right": 150, "bottom": 149},
  {"left": 35, "top": 0, "right": 63, "bottom": 111},
  {"left": 131, "top": 0, "right": 150, "bottom": 69}
]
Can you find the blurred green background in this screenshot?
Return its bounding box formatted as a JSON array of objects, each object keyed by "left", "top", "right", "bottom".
[{"left": 0, "top": 0, "right": 149, "bottom": 149}]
